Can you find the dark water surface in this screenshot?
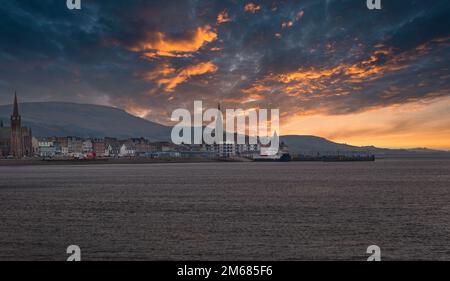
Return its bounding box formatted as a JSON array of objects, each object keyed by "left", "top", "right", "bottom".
[{"left": 0, "top": 158, "right": 449, "bottom": 260}]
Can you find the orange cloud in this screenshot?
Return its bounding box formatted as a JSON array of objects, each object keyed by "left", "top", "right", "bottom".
[
  {"left": 244, "top": 3, "right": 261, "bottom": 13},
  {"left": 131, "top": 25, "right": 217, "bottom": 58},
  {"left": 280, "top": 10, "right": 303, "bottom": 29},
  {"left": 148, "top": 61, "right": 218, "bottom": 92},
  {"left": 225, "top": 92, "right": 264, "bottom": 104},
  {"left": 282, "top": 21, "right": 294, "bottom": 29},
  {"left": 296, "top": 10, "right": 305, "bottom": 21},
  {"left": 144, "top": 63, "right": 176, "bottom": 81},
  {"left": 217, "top": 10, "right": 231, "bottom": 24},
  {"left": 243, "top": 46, "right": 416, "bottom": 100}
]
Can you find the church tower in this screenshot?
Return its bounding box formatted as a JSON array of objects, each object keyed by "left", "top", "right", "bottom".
[{"left": 10, "top": 93, "right": 24, "bottom": 158}]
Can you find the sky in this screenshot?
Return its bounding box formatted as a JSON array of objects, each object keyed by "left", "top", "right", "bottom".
[{"left": 0, "top": 0, "right": 449, "bottom": 149}]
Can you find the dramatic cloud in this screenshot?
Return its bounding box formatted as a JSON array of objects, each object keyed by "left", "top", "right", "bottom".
[
  {"left": 148, "top": 61, "right": 218, "bottom": 92},
  {"left": 244, "top": 3, "right": 261, "bottom": 14},
  {"left": 217, "top": 10, "right": 232, "bottom": 24},
  {"left": 130, "top": 25, "right": 218, "bottom": 58}
]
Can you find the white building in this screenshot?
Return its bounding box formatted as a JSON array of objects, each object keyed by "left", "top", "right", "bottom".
[
  {"left": 67, "top": 137, "right": 82, "bottom": 154},
  {"left": 37, "top": 140, "right": 56, "bottom": 157},
  {"left": 204, "top": 104, "right": 261, "bottom": 158},
  {"left": 82, "top": 140, "right": 93, "bottom": 153},
  {"left": 119, "top": 144, "right": 136, "bottom": 157}
]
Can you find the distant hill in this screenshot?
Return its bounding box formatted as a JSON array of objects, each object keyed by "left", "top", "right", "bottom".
[
  {"left": 0, "top": 102, "right": 448, "bottom": 156},
  {"left": 280, "top": 135, "right": 450, "bottom": 156},
  {"left": 0, "top": 102, "right": 170, "bottom": 141},
  {"left": 280, "top": 135, "right": 360, "bottom": 153}
]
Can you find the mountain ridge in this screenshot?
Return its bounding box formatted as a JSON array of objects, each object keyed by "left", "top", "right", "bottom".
[{"left": 0, "top": 102, "right": 170, "bottom": 141}]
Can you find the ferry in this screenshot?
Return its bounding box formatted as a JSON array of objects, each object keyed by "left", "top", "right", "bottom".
[{"left": 253, "top": 153, "right": 291, "bottom": 162}]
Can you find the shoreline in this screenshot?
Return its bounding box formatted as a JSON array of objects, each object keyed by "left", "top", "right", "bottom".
[
  {"left": 1, "top": 155, "right": 448, "bottom": 167},
  {"left": 0, "top": 158, "right": 219, "bottom": 167}
]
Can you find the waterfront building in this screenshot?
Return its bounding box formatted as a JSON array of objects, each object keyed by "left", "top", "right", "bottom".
[
  {"left": 105, "top": 144, "right": 119, "bottom": 157},
  {"left": 67, "top": 137, "right": 83, "bottom": 154},
  {"left": 127, "top": 138, "right": 157, "bottom": 156},
  {"left": 104, "top": 137, "right": 120, "bottom": 157},
  {"left": 92, "top": 138, "right": 106, "bottom": 156},
  {"left": 0, "top": 120, "right": 10, "bottom": 158},
  {"left": 203, "top": 103, "right": 261, "bottom": 158},
  {"left": 0, "top": 94, "right": 33, "bottom": 159},
  {"left": 37, "top": 139, "right": 57, "bottom": 157},
  {"left": 119, "top": 143, "right": 136, "bottom": 157},
  {"left": 31, "top": 137, "right": 39, "bottom": 156},
  {"left": 55, "top": 137, "right": 69, "bottom": 154},
  {"left": 82, "top": 139, "right": 93, "bottom": 153}
]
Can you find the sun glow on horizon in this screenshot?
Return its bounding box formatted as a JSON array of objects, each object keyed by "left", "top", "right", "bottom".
[{"left": 282, "top": 96, "right": 450, "bottom": 150}]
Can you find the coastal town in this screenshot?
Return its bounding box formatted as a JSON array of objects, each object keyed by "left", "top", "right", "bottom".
[
  {"left": 1, "top": 95, "right": 377, "bottom": 163},
  {"left": 0, "top": 95, "right": 288, "bottom": 162},
  {"left": 29, "top": 136, "right": 266, "bottom": 161}
]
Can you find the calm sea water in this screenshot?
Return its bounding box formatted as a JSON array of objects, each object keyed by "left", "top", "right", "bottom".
[{"left": 0, "top": 158, "right": 449, "bottom": 261}]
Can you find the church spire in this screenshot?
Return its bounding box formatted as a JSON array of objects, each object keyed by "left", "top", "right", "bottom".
[{"left": 12, "top": 92, "right": 19, "bottom": 117}]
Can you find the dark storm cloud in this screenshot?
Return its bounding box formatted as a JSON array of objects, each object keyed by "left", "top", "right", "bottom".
[{"left": 0, "top": 0, "right": 448, "bottom": 123}]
